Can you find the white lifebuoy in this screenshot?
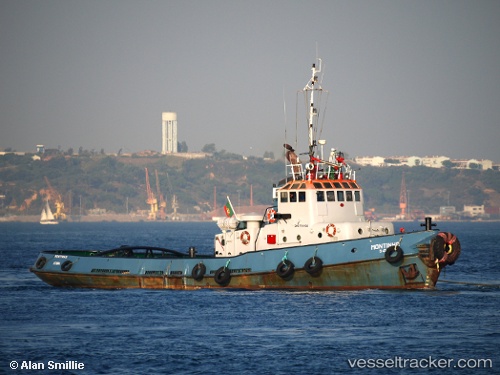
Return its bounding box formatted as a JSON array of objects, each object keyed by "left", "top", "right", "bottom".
[
  {"left": 305, "top": 162, "right": 314, "bottom": 171},
  {"left": 240, "top": 231, "right": 251, "bottom": 245},
  {"left": 326, "top": 223, "right": 336, "bottom": 237},
  {"left": 267, "top": 209, "right": 277, "bottom": 223}
]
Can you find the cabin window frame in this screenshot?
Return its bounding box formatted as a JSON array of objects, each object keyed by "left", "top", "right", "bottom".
[
  {"left": 346, "top": 191, "right": 353, "bottom": 201},
  {"left": 298, "top": 191, "right": 306, "bottom": 202},
  {"left": 316, "top": 191, "right": 325, "bottom": 202},
  {"left": 337, "top": 191, "right": 345, "bottom": 201},
  {"left": 280, "top": 191, "right": 288, "bottom": 203},
  {"left": 354, "top": 191, "right": 361, "bottom": 202}
]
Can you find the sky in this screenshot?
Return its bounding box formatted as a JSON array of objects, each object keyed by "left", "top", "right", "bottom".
[{"left": 1, "top": 0, "right": 499, "bottom": 162}]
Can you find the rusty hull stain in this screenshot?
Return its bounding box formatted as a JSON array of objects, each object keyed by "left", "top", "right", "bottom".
[{"left": 31, "top": 255, "right": 438, "bottom": 290}]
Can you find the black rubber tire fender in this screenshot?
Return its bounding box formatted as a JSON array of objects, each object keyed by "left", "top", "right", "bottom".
[
  {"left": 35, "top": 257, "right": 47, "bottom": 270},
  {"left": 191, "top": 263, "right": 206, "bottom": 281},
  {"left": 214, "top": 266, "right": 231, "bottom": 286},
  {"left": 61, "top": 260, "right": 73, "bottom": 272},
  {"left": 304, "top": 257, "right": 323, "bottom": 276},
  {"left": 385, "top": 246, "right": 404, "bottom": 264},
  {"left": 276, "top": 259, "right": 295, "bottom": 279}
]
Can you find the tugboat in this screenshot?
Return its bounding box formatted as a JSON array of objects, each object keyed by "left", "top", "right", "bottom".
[{"left": 30, "top": 58, "right": 460, "bottom": 290}]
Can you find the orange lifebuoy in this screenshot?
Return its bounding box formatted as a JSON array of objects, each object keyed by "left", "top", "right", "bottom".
[
  {"left": 240, "top": 231, "right": 251, "bottom": 245},
  {"left": 326, "top": 223, "right": 336, "bottom": 237},
  {"left": 267, "top": 209, "right": 277, "bottom": 223}
]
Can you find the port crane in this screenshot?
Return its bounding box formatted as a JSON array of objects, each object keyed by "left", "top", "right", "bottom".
[
  {"left": 144, "top": 168, "right": 158, "bottom": 220},
  {"left": 44, "top": 176, "right": 67, "bottom": 220},
  {"left": 155, "top": 169, "right": 167, "bottom": 220}
]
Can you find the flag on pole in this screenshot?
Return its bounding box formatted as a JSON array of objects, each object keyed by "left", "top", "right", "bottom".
[{"left": 223, "top": 196, "right": 235, "bottom": 218}]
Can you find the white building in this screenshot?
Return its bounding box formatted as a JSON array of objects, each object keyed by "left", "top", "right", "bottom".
[
  {"left": 421, "top": 156, "right": 450, "bottom": 168},
  {"left": 353, "top": 154, "right": 493, "bottom": 170},
  {"left": 162, "top": 112, "right": 178, "bottom": 154},
  {"left": 353, "top": 156, "right": 386, "bottom": 167},
  {"left": 463, "top": 205, "right": 485, "bottom": 217}
]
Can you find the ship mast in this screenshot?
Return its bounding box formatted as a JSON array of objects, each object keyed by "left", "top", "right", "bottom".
[{"left": 304, "top": 58, "right": 322, "bottom": 160}]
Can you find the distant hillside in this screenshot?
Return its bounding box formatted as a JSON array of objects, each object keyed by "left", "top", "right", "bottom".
[
  {"left": 354, "top": 164, "right": 500, "bottom": 216},
  {"left": 0, "top": 153, "right": 499, "bottom": 218}
]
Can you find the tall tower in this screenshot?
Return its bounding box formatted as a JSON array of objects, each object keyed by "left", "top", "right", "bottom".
[{"left": 161, "top": 112, "right": 178, "bottom": 154}]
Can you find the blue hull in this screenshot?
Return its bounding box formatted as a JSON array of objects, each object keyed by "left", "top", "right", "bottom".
[{"left": 31, "top": 230, "right": 449, "bottom": 290}]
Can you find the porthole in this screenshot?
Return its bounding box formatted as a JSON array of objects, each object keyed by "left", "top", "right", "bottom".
[
  {"left": 283, "top": 236, "right": 287, "bottom": 243},
  {"left": 358, "top": 228, "right": 363, "bottom": 235},
  {"left": 318, "top": 232, "right": 323, "bottom": 238},
  {"left": 351, "top": 248, "right": 357, "bottom": 253},
  {"left": 297, "top": 235, "right": 301, "bottom": 241}
]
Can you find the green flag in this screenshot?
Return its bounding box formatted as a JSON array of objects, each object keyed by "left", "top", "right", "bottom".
[{"left": 223, "top": 196, "right": 235, "bottom": 218}]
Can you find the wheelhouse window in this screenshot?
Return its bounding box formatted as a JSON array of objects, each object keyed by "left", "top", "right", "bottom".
[
  {"left": 298, "top": 191, "right": 306, "bottom": 202},
  {"left": 280, "top": 192, "right": 288, "bottom": 203},
  {"left": 290, "top": 191, "right": 297, "bottom": 202},
  {"left": 326, "top": 191, "right": 335, "bottom": 201},
  {"left": 346, "top": 191, "right": 353, "bottom": 201},
  {"left": 337, "top": 191, "right": 344, "bottom": 201},
  {"left": 316, "top": 191, "right": 325, "bottom": 202},
  {"left": 333, "top": 182, "right": 342, "bottom": 188},
  {"left": 354, "top": 191, "right": 361, "bottom": 201},
  {"left": 341, "top": 182, "right": 350, "bottom": 189}
]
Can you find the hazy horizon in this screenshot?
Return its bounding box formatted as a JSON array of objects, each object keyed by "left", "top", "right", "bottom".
[{"left": 1, "top": 1, "right": 499, "bottom": 162}]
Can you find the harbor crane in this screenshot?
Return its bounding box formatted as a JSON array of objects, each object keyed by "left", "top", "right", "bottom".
[
  {"left": 44, "top": 176, "right": 67, "bottom": 220},
  {"left": 155, "top": 169, "right": 167, "bottom": 220},
  {"left": 144, "top": 168, "right": 157, "bottom": 220}
]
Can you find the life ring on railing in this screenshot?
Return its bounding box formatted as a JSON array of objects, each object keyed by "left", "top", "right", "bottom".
[
  {"left": 304, "top": 257, "right": 323, "bottom": 276},
  {"left": 305, "top": 162, "right": 314, "bottom": 171},
  {"left": 191, "top": 263, "right": 206, "bottom": 281},
  {"left": 276, "top": 259, "right": 295, "bottom": 279},
  {"left": 240, "top": 231, "right": 251, "bottom": 245},
  {"left": 35, "top": 257, "right": 47, "bottom": 270},
  {"left": 214, "top": 266, "right": 231, "bottom": 286},
  {"left": 61, "top": 260, "right": 73, "bottom": 272},
  {"left": 326, "top": 223, "right": 336, "bottom": 237},
  {"left": 385, "top": 246, "right": 404, "bottom": 264},
  {"left": 267, "top": 209, "right": 277, "bottom": 223}
]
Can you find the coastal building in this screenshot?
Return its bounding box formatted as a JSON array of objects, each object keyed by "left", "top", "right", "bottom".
[
  {"left": 161, "top": 112, "right": 178, "bottom": 154},
  {"left": 463, "top": 205, "right": 485, "bottom": 217},
  {"left": 353, "top": 155, "right": 493, "bottom": 170}
]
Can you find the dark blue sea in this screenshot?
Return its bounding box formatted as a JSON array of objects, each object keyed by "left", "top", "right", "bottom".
[{"left": 0, "top": 221, "right": 499, "bottom": 374}]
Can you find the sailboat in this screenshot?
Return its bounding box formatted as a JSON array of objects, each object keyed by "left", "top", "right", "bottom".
[{"left": 40, "top": 199, "right": 58, "bottom": 225}]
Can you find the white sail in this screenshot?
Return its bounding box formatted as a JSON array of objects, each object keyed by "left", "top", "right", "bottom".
[
  {"left": 40, "top": 208, "right": 48, "bottom": 222},
  {"left": 45, "top": 201, "right": 55, "bottom": 221},
  {"left": 40, "top": 200, "right": 58, "bottom": 224}
]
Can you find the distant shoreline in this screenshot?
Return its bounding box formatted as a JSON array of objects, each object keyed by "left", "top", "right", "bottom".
[
  {"left": 0, "top": 214, "right": 498, "bottom": 223},
  {"left": 0, "top": 214, "right": 209, "bottom": 223}
]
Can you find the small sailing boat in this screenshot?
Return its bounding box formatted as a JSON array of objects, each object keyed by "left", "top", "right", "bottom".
[{"left": 40, "top": 199, "right": 58, "bottom": 225}]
